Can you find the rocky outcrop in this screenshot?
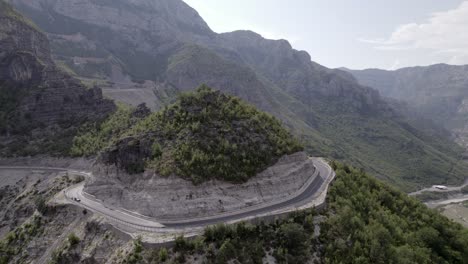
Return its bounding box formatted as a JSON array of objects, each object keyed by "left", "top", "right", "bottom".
[
  {"left": 100, "top": 136, "right": 153, "bottom": 175},
  {"left": 87, "top": 152, "right": 317, "bottom": 219},
  {"left": 0, "top": 2, "right": 115, "bottom": 155}
]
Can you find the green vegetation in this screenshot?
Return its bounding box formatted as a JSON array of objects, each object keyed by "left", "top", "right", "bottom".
[
  {"left": 49, "top": 232, "right": 81, "bottom": 264},
  {"left": 143, "top": 213, "right": 315, "bottom": 264},
  {"left": 138, "top": 162, "right": 468, "bottom": 263},
  {"left": 67, "top": 233, "right": 80, "bottom": 247},
  {"left": 100, "top": 85, "right": 303, "bottom": 183},
  {"left": 124, "top": 238, "right": 144, "bottom": 264},
  {"left": 321, "top": 162, "right": 468, "bottom": 263},
  {"left": 70, "top": 104, "right": 139, "bottom": 156},
  {"left": 0, "top": 215, "right": 44, "bottom": 264},
  {"left": 307, "top": 103, "right": 468, "bottom": 192}
]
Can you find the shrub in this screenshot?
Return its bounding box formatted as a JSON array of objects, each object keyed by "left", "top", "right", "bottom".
[{"left": 67, "top": 233, "right": 80, "bottom": 247}]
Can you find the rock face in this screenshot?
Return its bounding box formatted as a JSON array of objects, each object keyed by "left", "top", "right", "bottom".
[
  {"left": 7, "top": 0, "right": 215, "bottom": 110},
  {"left": 0, "top": 2, "right": 115, "bottom": 155},
  {"left": 87, "top": 152, "right": 317, "bottom": 219}
]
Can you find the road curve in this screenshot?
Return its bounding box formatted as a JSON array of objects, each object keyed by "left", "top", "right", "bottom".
[
  {"left": 0, "top": 157, "right": 335, "bottom": 232},
  {"left": 162, "top": 158, "right": 332, "bottom": 228},
  {"left": 409, "top": 179, "right": 468, "bottom": 196}
]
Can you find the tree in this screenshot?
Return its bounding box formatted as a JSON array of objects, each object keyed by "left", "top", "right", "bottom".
[
  {"left": 216, "top": 239, "right": 236, "bottom": 264},
  {"left": 159, "top": 248, "right": 168, "bottom": 262},
  {"left": 279, "top": 223, "right": 309, "bottom": 254},
  {"left": 35, "top": 196, "right": 47, "bottom": 214},
  {"left": 67, "top": 233, "right": 80, "bottom": 248}
]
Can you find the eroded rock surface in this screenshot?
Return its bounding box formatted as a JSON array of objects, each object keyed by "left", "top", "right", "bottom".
[{"left": 87, "top": 152, "right": 316, "bottom": 219}]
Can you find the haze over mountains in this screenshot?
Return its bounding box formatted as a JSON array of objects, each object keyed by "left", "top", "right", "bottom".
[
  {"left": 5, "top": 0, "right": 468, "bottom": 191},
  {"left": 347, "top": 64, "right": 468, "bottom": 150}
]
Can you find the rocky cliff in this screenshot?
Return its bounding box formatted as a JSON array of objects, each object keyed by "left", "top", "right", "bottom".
[{"left": 0, "top": 1, "right": 115, "bottom": 156}]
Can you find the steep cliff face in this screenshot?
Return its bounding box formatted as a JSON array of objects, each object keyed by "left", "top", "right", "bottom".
[{"left": 0, "top": 1, "right": 115, "bottom": 156}]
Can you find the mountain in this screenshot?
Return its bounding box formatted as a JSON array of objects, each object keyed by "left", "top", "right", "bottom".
[
  {"left": 0, "top": 3, "right": 467, "bottom": 263},
  {"left": 6, "top": 0, "right": 468, "bottom": 191},
  {"left": 0, "top": 0, "right": 115, "bottom": 156},
  {"left": 347, "top": 64, "right": 468, "bottom": 149}
]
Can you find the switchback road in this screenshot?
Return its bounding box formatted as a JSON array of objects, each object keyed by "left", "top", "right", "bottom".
[{"left": 0, "top": 157, "right": 335, "bottom": 232}]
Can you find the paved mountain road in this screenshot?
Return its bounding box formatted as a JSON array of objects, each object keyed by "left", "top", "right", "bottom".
[
  {"left": 409, "top": 179, "right": 468, "bottom": 196},
  {"left": 0, "top": 157, "right": 335, "bottom": 232}
]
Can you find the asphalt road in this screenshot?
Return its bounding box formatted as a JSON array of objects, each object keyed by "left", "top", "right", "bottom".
[
  {"left": 162, "top": 158, "right": 331, "bottom": 228},
  {"left": 0, "top": 157, "right": 334, "bottom": 231},
  {"left": 409, "top": 178, "right": 468, "bottom": 196}
]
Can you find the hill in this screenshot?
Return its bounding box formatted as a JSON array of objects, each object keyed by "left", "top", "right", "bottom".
[{"left": 89, "top": 86, "right": 303, "bottom": 184}]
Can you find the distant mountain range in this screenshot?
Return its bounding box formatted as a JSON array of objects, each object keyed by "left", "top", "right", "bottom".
[
  {"left": 4, "top": 0, "right": 468, "bottom": 191},
  {"left": 347, "top": 64, "right": 468, "bottom": 150}
]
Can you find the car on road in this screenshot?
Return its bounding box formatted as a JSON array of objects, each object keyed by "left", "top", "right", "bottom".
[
  {"left": 434, "top": 185, "right": 448, "bottom": 190},
  {"left": 73, "top": 197, "right": 81, "bottom": 202}
]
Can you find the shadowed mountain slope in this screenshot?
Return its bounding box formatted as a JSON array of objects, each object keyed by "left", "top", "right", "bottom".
[{"left": 0, "top": 0, "right": 115, "bottom": 156}]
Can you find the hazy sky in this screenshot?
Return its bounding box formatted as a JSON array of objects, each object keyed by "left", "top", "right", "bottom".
[{"left": 183, "top": 0, "right": 467, "bottom": 70}]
